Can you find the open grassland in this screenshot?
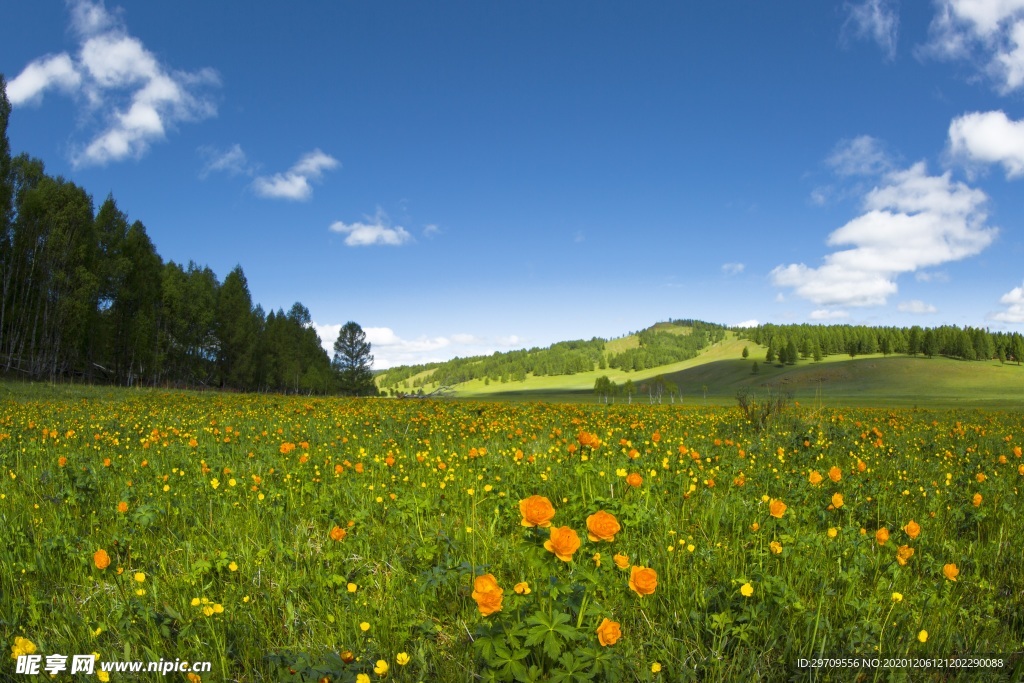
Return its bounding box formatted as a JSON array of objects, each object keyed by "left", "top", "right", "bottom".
[
  {"left": 2, "top": 386, "right": 1023, "bottom": 681},
  {"left": 456, "top": 334, "right": 1024, "bottom": 410}
]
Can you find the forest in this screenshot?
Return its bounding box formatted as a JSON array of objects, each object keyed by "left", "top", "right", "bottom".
[{"left": 0, "top": 75, "right": 374, "bottom": 394}]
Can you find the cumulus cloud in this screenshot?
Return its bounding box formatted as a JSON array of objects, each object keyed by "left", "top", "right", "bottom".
[
  {"left": 988, "top": 281, "right": 1024, "bottom": 322},
  {"left": 252, "top": 149, "right": 339, "bottom": 200},
  {"left": 733, "top": 319, "right": 760, "bottom": 328},
  {"left": 922, "top": 0, "right": 1024, "bottom": 93},
  {"left": 898, "top": 299, "right": 939, "bottom": 313},
  {"left": 311, "top": 323, "right": 525, "bottom": 369},
  {"left": 722, "top": 262, "right": 745, "bottom": 275},
  {"left": 8, "top": 0, "right": 218, "bottom": 166},
  {"left": 842, "top": 0, "right": 901, "bottom": 60},
  {"left": 949, "top": 110, "right": 1024, "bottom": 177},
  {"left": 329, "top": 209, "right": 412, "bottom": 247},
  {"left": 772, "top": 161, "right": 996, "bottom": 308}
]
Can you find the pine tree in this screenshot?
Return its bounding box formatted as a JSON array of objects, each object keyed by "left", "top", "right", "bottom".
[{"left": 333, "top": 321, "right": 376, "bottom": 396}]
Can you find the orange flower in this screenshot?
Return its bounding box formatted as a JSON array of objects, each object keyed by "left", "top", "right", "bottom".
[
  {"left": 769, "top": 541, "right": 783, "bottom": 554},
  {"left": 595, "top": 618, "right": 621, "bottom": 646},
  {"left": 329, "top": 526, "right": 347, "bottom": 542},
  {"left": 896, "top": 545, "right": 914, "bottom": 566},
  {"left": 972, "top": 493, "right": 982, "bottom": 507},
  {"left": 57, "top": 456, "right": 67, "bottom": 467},
  {"left": 586, "top": 511, "right": 621, "bottom": 542},
  {"left": 626, "top": 472, "right": 643, "bottom": 488},
  {"left": 613, "top": 553, "right": 630, "bottom": 569},
  {"left": 768, "top": 499, "right": 787, "bottom": 519},
  {"left": 544, "top": 526, "right": 581, "bottom": 562},
  {"left": 903, "top": 520, "right": 920, "bottom": 539},
  {"left": 875, "top": 528, "right": 889, "bottom": 545},
  {"left": 828, "top": 466, "right": 842, "bottom": 482},
  {"left": 831, "top": 493, "right": 844, "bottom": 509},
  {"left": 471, "top": 574, "right": 504, "bottom": 616},
  {"left": 93, "top": 549, "right": 111, "bottom": 570},
  {"left": 628, "top": 566, "right": 658, "bottom": 596},
  {"left": 943, "top": 563, "right": 959, "bottom": 581},
  {"left": 808, "top": 470, "right": 823, "bottom": 485},
  {"left": 117, "top": 501, "right": 128, "bottom": 514},
  {"left": 519, "top": 495, "right": 556, "bottom": 528}
]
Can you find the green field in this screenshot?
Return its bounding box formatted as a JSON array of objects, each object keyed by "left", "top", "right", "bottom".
[{"left": 446, "top": 334, "right": 1024, "bottom": 409}]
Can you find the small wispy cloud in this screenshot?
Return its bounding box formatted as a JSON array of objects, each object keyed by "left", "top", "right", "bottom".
[
  {"left": 252, "top": 149, "right": 339, "bottom": 201},
  {"left": 842, "top": 0, "right": 900, "bottom": 60},
  {"left": 199, "top": 144, "right": 253, "bottom": 179},
  {"left": 7, "top": 0, "right": 219, "bottom": 167},
  {"left": 722, "top": 262, "right": 745, "bottom": 275},
  {"left": 329, "top": 209, "right": 412, "bottom": 247},
  {"left": 898, "top": 299, "right": 938, "bottom": 313},
  {"left": 423, "top": 224, "right": 441, "bottom": 237},
  {"left": 827, "top": 135, "right": 893, "bottom": 177},
  {"left": 809, "top": 309, "right": 851, "bottom": 320},
  {"left": 733, "top": 319, "right": 760, "bottom": 328}
]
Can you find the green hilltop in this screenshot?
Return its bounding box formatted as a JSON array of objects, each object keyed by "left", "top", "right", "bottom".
[{"left": 377, "top": 321, "right": 1024, "bottom": 409}]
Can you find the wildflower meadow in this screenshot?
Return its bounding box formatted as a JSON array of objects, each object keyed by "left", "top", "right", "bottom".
[{"left": 2, "top": 386, "right": 1023, "bottom": 681}]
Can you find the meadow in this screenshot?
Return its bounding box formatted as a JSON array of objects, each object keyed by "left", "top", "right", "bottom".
[{"left": 2, "top": 383, "right": 1023, "bottom": 681}]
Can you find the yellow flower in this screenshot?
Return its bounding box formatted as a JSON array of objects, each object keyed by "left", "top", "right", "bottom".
[
  {"left": 228, "top": 562, "right": 238, "bottom": 572},
  {"left": 592, "top": 552, "right": 601, "bottom": 567},
  {"left": 651, "top": 662, "right": 662, "bottom": 673},
  {"left": 374, "top": 659, "right": 389, "bottom": 675},
  {"left": 213, "top": 603, "right": 223, "bottom": 613},
  {"left": 191, "top": 598, "right": 201, "bottom": 606},
  {"left": 892, "top": 592, "right": 903, "bottom": 602},
  {"left": 808, "top": 470, "right": 823, "bottom": 485},
  {"left": 134, "top": 572, "right": 146, "bottom": 583},
  {"left": 770, "top": 541, "right": 783, "bottom": 554},
  {"left": 740, "top": 583, "right": 754, "bottom": 597},
  {"left": 514, "top": 581, "right": 531, "bottom": 595},
  {"left": 918, "top": 630, "right": 928, "bottom": 643},
  {"left": 769, "top": 498, "right": 787, "bottom": 518},
  {"left": 348, "top": 583, "right": 357, "bottom": 593},
  {"left": 827, "top": 527, "right": 838, "bottom": 538},
  {"left": 357, "top": 675, "right": 371, "bottom": 683},
  {"left": 613, "top": 553, "right": 630, "bottom": 569},
  {"left": 831, "top": 492, "right": 844, "bottom": 509},
  {"left": 98, "top": 672, "right": 110, "bottom": 682},
  {"left": 904, "top": 520, "right": 921, "bottom": 539},
  {"left": 943, "top": 563, "right": 959, "bottom": 581},
  {"left": 210, "top": 478, "right": 219, "bottom": 489},
  {"left": 360, "top": 621, "right": 371, "bottom": 631},
  {"left": 396, "top": 652, "right": 410, "bottom": 666},
  {"left": 11, "top": 636, "right": 37, "bottom": 657}
]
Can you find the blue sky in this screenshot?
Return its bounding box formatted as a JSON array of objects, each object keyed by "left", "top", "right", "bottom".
[{"left": 4, "top": 1, "right": 1024, "bottom": 368}]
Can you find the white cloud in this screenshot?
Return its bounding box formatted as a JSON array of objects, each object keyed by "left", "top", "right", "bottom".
[
  {"left": 843, "top": 0, "right": 900, "bottom": 60},
  {"left": 733, "top": 319, "right": 760, "bottom": 328},
  {"left": 809, "top": 309, "right": 851, "bottom": 320},
  {"left": 7, "top": 54, "right": 82, "bottom": 105},
  {"left": 311, "top": 323, "right": 526, "bottom": 369},
  {"left": 423, "top": 224, "right": 441, "bottom": 237},
  {"left": 990, "top": 281, "right": 1024, "bottom": 321},
  {"left": 8, "top": 0, "right": 218, "bottom": 166},
  {"left": 923, "top": 0, "right": 1024, "bottom": 93},
  {"left": 898, "top": 299, "right": 939, "bottom": 313},
  {"left": 949, "top": 110, "right": 1024, "bottom": 177},
  {"left": 772, "top": 161, "right": 996, "bottom": 307},
  {"left": 329, "top": 209, "right": 412, "bottom": 246},
  {"left": 915, "top": 270, "right": 950, "bottom": 282},
  {"left": 722, "top": 262, "right": 745, "bottom": 275},
  {"left": 199, "top": 144, "right": 252, "bottom": 178},
  {"left": 252, "top": 149, "right": 339, "bottom": 200},
  {"left": 827, "top": 135, "right": 893, "bottom": 177}
]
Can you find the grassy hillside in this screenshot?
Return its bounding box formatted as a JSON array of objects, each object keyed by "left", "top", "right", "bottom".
[{"left": 454, "top": 335, "right": 1024, "bottom": 408}]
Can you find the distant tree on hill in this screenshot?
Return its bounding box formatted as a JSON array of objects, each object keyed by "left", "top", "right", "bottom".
[
  {"left": 786, "top": 339, "right": 798, "bottom": 365},
  {"left": 333, "top": 322, "right": 376, "bottom": 396},
  {"left": 752, "top": 361, "right": 759, "bottom": 374},
  {"left": 742, "top": 346, "right": 749, "bottom": 359}
]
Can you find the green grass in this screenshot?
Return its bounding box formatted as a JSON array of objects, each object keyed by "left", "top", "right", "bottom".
[{"left": 451, "top": 335, "right": 1024, "bottom": 409}]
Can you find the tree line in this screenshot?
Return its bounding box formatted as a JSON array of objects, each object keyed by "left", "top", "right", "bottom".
[
  {"left": 378, "top": 320, "right": 726, "bottom": 391},
  {"left": 0, "top": 76, "right": 375, "bottom": 395},
  {"left": 738, "top": 323, "right": 1024, "bottom": 365}
]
